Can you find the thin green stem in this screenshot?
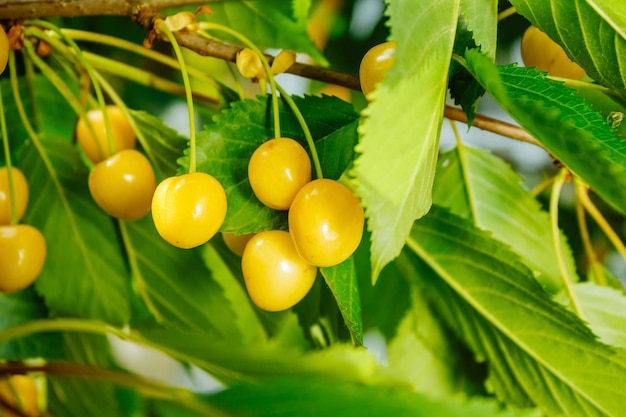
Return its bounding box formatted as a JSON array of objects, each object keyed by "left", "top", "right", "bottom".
[
  {"left": 0, "top": 317, "right": 241, "bottom": 383},
  {"left": 497, "top": 6, "right": 516, "bottom": 21},
  {"left": 225, "top": 61, "right": 245, "bottom": 101},
  {"left": 196, "top": 22, "right": 281, "bottom": 138},
  {"left": 530, "top": 175, "right": 555, "bottom": 198},
  {"left": 21, "top": 42, "right": 96, "bottom": 170},
  {"left": 61, "top": 28, "right": 222, "bottom": 94},
  {"left": 275, "top": 83, "right": 323, "bottom": 179},
  {"left": 9, "top": 51, "right": 97, "bottom": 278},
  {"left": 118, "top": 220, "right": 165, "bottom": 324},
  {"left": 23, "top": 54, "right": 40, "bottom": 133},
  {"left": 26, "top": 20, "right": 114, "bottom": 157},
  {"left": 91, "top": 66, "right": 160, "bottom": 174},
  {"left": 574, "top": 182, "right": 606, "bottom": 285},
  {"left": 550, "top": 169, "right": 585, "bottom": 319},
  {"left": 577, "top": 179, "right": 626, "bottom": 259},
  {"left": 158, "top": 21, "right": 197, "bottom": 173},
  {"left": 84, "top": 51, "right": 218, "bottom": 104},
  {"left": 0, "top": 83, "right": 17, "bottom": 225}
]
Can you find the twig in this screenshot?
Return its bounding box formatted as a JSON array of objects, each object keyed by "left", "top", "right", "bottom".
[{"left": 3, "top": 0, "right": 541, "bottom": 146}]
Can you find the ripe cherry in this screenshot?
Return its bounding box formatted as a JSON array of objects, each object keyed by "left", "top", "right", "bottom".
[
  {"left": 222, "top": 232, "right": 256, "bottom": 257},
  {"left": 289, "top": 179, "right": 364, "bottom": 267},
  {"left": 242, "top": 230, "right": 317, "bottom": 312},
  {"left": 152, "top": 172, "right": 227, "bottom": 249},
  {"left": 0, "top": 166, "right": 29, "bottom": 225},
  {"left": 0, "top": 224, "right": 46, "bottom": 293},
  {"left": 359, "top": 41, "right": 396, "bottom": 97},
  {"left": 0, "top": 375, "right": 39, "bottom": 417},
  {"left": 76, "top": 105, "right": 136, "bottom": 164},
  {"left": 521, "top": 26, "right": 585, "bottom": 80},
  {"left": 88, "top": 149, "right": 156, "bottom": 221},
  {"left": 248, "top": 137, "right": 312, "bottom": 210},
  {"left": 0, "top": 25, "right": 8, "bottom": 75}
]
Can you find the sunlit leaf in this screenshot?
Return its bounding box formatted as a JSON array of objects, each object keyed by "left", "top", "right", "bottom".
[
  {"left": 433, "top": 145, "right": 578, "bottom": 294},
  {"left": 556, "top": 282, "right": 626, "bottom": 349},
  {"left": 353, "top": 0, "right": 460, "bottom": 282},
  {"left": 465, "top": 50, "right": 626, "bottom": 216}
]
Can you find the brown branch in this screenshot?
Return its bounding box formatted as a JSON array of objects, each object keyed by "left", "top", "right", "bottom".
[
  {"left": 2, "top": 0, "right": 538, "bottom": 146},
  {"left": 0, "top": 0, "right": 216, "bottom": 20}
]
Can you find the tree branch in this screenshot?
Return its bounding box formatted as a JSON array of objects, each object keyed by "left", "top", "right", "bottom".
[
  {"left": 0, "top": 0, "right": 213, "bottom": 20},
  {"left": 2, "top": 0, "right": 540, "bottom": 147}
]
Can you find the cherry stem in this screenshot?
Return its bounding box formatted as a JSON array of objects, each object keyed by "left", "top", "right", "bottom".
[
  {"left": 0, "top": 84, "right": 17, "bottom": 226},
  {"left": 574, "top": 184, "right": 606, "bottom": 286},
  {"left": 196, "top": 22, "right": 281, "bottom": 139},
  {"left": 274, "top": 83, "right": 324, "bottom": 179},
  {"left": 158, "top": 21, "right": 197, "bottom": 174},
  {"left": 62, "top": 28, "right": 223, "bottom": 96},
  {"left": 576, "top": 178, "right": 626, "bottom": 260},
  {"left": 550, "top": 169, "right": 585, "bottom": 319},
  {"left": 19, "top": 33, "right": 97, "bottom": 170},
  {"left": 26, "top": 20, "right": 115, "bottom": 158}
]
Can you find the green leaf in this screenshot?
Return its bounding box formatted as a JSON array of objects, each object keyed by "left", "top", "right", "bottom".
[
  {"left": 122, "top": 216, "right": 244, "bottom": 342},
  {"left": 460, "top": 0, "right": 497, "bottom": 58},
  {"left": 510, "top": 0, "right": 626, "bottom": 95},
  {"left": 386, "top": 262, "right": 466, "bottom": 397},
  {"left": 175, "top": 0, "right": 326, "bottom": 65},
  {"left": 556, "top": 282, "right": 626, "bottom": 349},
  {"left": 201, "top": 242, "right": 268, "bottom": 345},
  {"left": 130, "top": 110, "right": 189, "bottom": 178},
  {"left": 21, "top": 137, "right": 131, "bottom": 325},
  {"left": 0, "top": 289, "right": 63, "bottom": 359},
  {"left": 584, "top": 1, "right": 626, "bottom": 42},
  {"left": 48, "top": 333, "right": 130, "bottom": 417},
  {"left": 141, "top": 329, "right": 382, "bottom": 385},
  {"left": 433, "top": 145, "right": 578, "bottom": 294},
  {"left": 187, "top": 95, "right": 359, "bottom": 234},
  {"left": 464, "top": 50, "right": 626, "bottom": 216},
  {"left": 205, "top": 376, "right": 539, "bottom": 417},
  {"left": 320, "top": 257, "right": 363, "bottom": 346},
  {"left": 406, "top": 206, "right": 626, "bottom": 416},
  {"left": 353, "top": 0, "right": 460, "bottom": 281}
]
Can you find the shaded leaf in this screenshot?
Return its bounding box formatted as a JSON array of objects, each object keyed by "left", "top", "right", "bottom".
[
  {"left": 320, "top": 257, "right": 363, "bottom": 346},
  {"left": 406, "top": 206, "right": 626, "bottom": 416},
  {"left": 465, "top": 50, "right": 626, "bottom": 216},
  {"left": 0, "top": 289, "right": 63, "bottom": 359},
  {"left": 353, "top": 0, "right": 460, "bottom": 281}
]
